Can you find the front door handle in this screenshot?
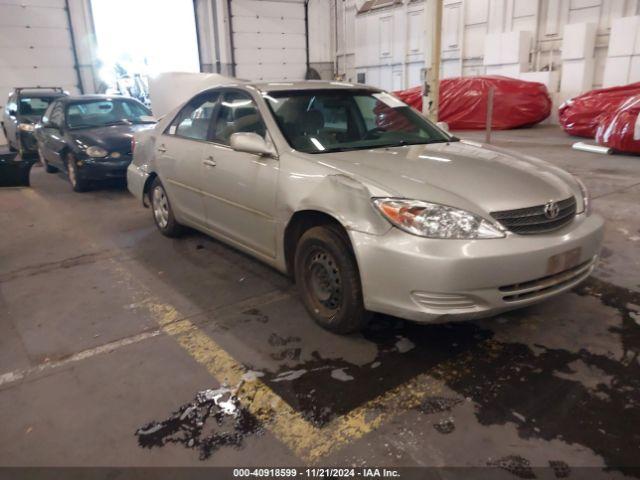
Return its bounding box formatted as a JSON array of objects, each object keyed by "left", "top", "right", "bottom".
[
  {"left": 203, "top": 157, "right": 216, "bottom": 167},
  {"left": 157, "top": 145, "right": 167, "bottom": 153}
]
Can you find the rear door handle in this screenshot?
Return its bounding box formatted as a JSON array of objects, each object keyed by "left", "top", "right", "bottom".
[
  {"left": 203, "top": 157, "right": 216, "bottom": 167},
  {"left": 157, "top": 145, "right": 167, "bottom": 153}
]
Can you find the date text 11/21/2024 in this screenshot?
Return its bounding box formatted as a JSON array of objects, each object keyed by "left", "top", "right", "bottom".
[{"left": 232, "top": 468, "right": 401, "bottom": 478}]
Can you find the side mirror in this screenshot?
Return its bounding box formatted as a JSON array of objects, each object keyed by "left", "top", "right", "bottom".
[
  {"left": 230, "top": 132, "right": 276, "bottom": 157},
  {"left": 436, "top": 121, "right": 450, "bottom": 133}
]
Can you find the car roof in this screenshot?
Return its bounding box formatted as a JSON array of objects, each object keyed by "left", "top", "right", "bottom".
[
  {"left": 244, "top": 80, "right": 381, "bottom": 93},
  {"left": 58, "top": 94, "right": 143, "bottom": 104},
  {"left": 14, "top": 89, "right": 66, "bottom": 98}
]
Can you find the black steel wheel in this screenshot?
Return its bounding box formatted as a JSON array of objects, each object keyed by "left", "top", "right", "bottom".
[
  {"left": 294, "top": 225, "right": 370, "bottom": 334},
  {"left": 66, "top": 153, "right": 87, "bottom": 192}
]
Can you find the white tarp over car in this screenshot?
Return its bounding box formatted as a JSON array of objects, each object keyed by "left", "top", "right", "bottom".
[{"left": 148, "top": 72, "right": 237, "bottom": 118}]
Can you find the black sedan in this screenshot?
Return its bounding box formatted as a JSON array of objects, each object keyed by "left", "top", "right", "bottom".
[
  {"left": 34, "top": 95, "right": 156, "bottom": 192},
  {"left": 1, "top": 87, "right": 67, "bottom": 158}
]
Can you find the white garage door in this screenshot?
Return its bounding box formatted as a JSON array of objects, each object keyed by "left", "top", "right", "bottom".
[
  {"left": 0, "top": 0, "right": 79, "bottom": 106},
  {"left": 231, "top": 0, "right": 307, "bottom": 81}
]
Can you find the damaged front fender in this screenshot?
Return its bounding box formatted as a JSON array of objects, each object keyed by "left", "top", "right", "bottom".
[{"left": 290, "top": 173, "right": 393, "bottom": 236}]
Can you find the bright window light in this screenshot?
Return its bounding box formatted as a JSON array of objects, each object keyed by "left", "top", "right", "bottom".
[{"left": 91, "top": 0, "right": 200, "bottom": 79}]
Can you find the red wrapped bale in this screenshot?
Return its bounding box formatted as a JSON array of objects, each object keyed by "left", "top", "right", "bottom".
[
  {"left": 393, "top": 76, "right": 552, "bottom": 130},
  {"left": 393, "top": 85, "right": 422, "bottom": 110},
  {"left": 558, "top": 82, "right": 640, "bottom": 138},
  {"left": 595, "top": 95, "right": 640, "bottom": 154}
]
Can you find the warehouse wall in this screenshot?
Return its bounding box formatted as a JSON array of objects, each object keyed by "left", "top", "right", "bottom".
[
  {"left": 0, "top": 0, "right": 98, "bottom": 145},
  {"left": 334, "top": 0, "right": 640, "bottom": 122},
  {"left": 0, "top": 0, "right": 78, "bottom": 100},
  {"left": 195, "top": 0, "right": 333, "bottom": 81}
]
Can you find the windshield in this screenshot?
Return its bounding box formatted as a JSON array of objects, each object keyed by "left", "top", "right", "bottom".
[
  {"left": 19, "top": 97, "right": 56, "bottom": 116},
  {"left": 66, "top": 98, "right": 153, "bottom": 129},
  {"left": 263, "top": 89, "right": 452, "bottom": 154}
]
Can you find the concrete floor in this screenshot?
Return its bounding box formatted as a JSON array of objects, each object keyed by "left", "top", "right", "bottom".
[{"left": 0, "top": 125, "right": 639, "bottom": 477}]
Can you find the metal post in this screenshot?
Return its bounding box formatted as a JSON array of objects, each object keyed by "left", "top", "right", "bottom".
[
  {"left": 227, "top": 0, "right": 236, "bottom": 76},
  {"left": 193, "top": 0, "right": 204, "bottom": 72},
  {"left": 64, "top": 0, "right": 84, "bottom": 94},
  {"left": 485, "top": 87, "right": 495, "bottom": 144},
  {"left": 424, "top": 0, "right": 443, "bottom": 121},
  {"left": 304, "top": 0, "right": 310, "bottom": 77},
  {"left": 211, "top": 0, "right": 222, "bottom": 73}
]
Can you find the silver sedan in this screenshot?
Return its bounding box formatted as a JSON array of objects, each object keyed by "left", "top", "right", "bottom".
[{"left": 127, "top": 81, "right": 604, "bottom": 334}]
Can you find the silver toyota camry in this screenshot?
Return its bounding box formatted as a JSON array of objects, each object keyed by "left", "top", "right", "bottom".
[{"left": 127, "top": 81, "right": 604, "bottom": 334}]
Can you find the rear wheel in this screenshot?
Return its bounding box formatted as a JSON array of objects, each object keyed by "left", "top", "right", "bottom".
[
  {"left": 150, "top": 178, "right": 183, "bottom": 237},
  {"left": 66, "top": 153, "right": 88, "bottom": 192},
  {"left": 294, "top": 225, "right": 370, "bottom": 334}
]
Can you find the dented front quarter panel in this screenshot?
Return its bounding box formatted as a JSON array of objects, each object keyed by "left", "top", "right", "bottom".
[{"left": 277, "top": 152, "right": 393, "bottom": 232}]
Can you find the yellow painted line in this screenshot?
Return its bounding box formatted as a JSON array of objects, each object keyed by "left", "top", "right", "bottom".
[
  {"left": 15, "top": 185, "right": 494, "bottom": 461},
  {"left": 111, "top": 258, "right": 495, "bottom": 462}
]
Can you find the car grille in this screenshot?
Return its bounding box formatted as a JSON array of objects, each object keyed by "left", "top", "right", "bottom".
[
  {"left": 499, "top": 256, "right": 596, "bottom": 303},
  {"left": 491, "top": 196, "right": 577, "bottom": 235}
]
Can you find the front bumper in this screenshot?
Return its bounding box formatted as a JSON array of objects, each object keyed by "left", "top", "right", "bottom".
[
  {"left": 350, "top": 213, "right": 605, "bottom": 323},
  {"left": 77, "top": 156, "right": 132, "bottom": 181}
]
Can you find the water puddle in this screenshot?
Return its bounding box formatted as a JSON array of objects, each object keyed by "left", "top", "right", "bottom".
[{"left": 135, "top": 385, "right": 262, "bottom": 460}]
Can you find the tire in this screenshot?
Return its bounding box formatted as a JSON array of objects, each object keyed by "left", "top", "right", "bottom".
[
  {"left": 294, "top": 225, "right": 371, "bottom": 334},
  {"left": 149, "top": 177, "right": 183, "bottom": 237},
  {"left": 66, "top": 153, "right": 88, "bottom": 192},
  {"left": 39, "top": 148, "right": 58, "bottom": 173}
]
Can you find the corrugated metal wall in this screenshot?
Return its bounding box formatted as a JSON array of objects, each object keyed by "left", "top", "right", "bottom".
[
  {"left": 338, "top": 0, "right": 640, "bottom": 91},
  {"left": 230, "top": 0, "right": 307, "bottom": 80},
  {"left": 0, "top": 0, "right": 80, "bottom": 100}
]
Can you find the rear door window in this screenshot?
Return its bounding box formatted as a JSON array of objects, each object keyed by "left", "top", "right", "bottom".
[{"left": 168, "top": 92, "right": 220, "bottom": 141}]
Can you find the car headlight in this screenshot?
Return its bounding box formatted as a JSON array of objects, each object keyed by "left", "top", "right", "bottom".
[
  {"left": 575, "top": 177, "right": 591, "bottom": 216},
  {"left": 18, "top": 123, "right": 35, "bottom": 132},
  {"left": 86, "top": 146, "right": 109, "bottom": 158},
  {"left": 373, "top": 198, "right": 505, "bottom": 239}
]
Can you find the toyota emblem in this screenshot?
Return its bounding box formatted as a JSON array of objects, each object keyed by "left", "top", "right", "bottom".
[{"left": 544, "top": 201, "right": 560, "bottom": 219}]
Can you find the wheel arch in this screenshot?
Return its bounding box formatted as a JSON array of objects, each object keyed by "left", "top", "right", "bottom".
[
  {"left": 283, "top": 209, "right": 354, "bottom": 276},
  {"left": 142, "top": 171, "right": 158, "bottom": 207}
]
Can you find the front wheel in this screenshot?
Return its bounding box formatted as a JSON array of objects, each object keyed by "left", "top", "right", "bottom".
[
  {"left": 150, "top": 178, "right": 183, "bottom": 237},
  {"left": 39, "top": 149, "right": 58, "bottom": 173},
  {"left": 66, "top": 153, "right": 88, "bottom": 192},
  {"left": 294, "top": 225, "right": 371, "bottom": 334}
]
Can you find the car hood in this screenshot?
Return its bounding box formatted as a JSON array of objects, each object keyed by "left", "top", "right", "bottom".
[
  {"left": 311, "top": 141, "right": 581, "bottom": 215},
  {"left": 70, "top": 124, "right": 155, "bottom": 152}
]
